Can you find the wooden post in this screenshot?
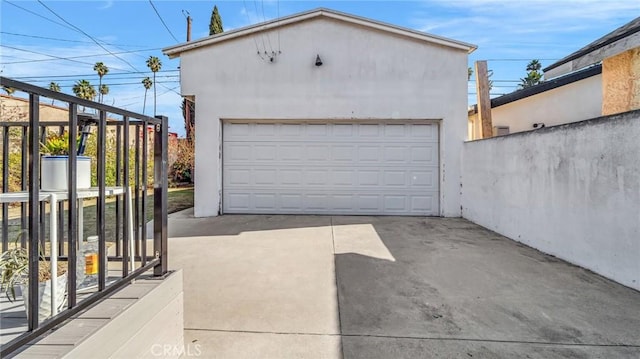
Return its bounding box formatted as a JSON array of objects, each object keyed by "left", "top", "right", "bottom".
[{"left": 475, "top": 60, "right": 493, "bottom": 138}]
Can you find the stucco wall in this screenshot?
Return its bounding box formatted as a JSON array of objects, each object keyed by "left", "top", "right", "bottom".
[
  {"left": 179, "top": 17, "right": 469, "bottom": 217},
  {"left": 468, "top": 74, "right": 602, "bottom": 139},
  {"left": 462, "top": 110, "right": 640, "bottom": 290},
  {"left": 602, "top": 47, "right": 640, "bottom": 116}
]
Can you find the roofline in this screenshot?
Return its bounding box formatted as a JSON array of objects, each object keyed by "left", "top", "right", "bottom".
[
  {"left": 543, "top": 18, "right": 640, "bottom": 72},
  {"left": 469, "top": 64, "right": 602, "bottom": 115},
  {"left": 163, "top": 8, "right": 476, "bottom": 58}
]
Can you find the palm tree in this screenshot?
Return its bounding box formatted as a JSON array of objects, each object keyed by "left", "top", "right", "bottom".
[
  {"left": 99, "top": 84, "right": 109, "bottom": 103},
  {"left": 72, "top": 79, "right": 96, "bottom": 102},
  {"left": 49, "top": 82, "right": 61, "bottom": 105},
  {"left": 146, "top": 56, "right": 161, "bottom": 116},
  {"left": 141, "top": 77, "right": 153, "bottom": 115},
  {"left": 93, "top": 62, "right": 109, "bottom": 103},
  {"left": 526, "top": 59, "right": 541, "bottom": 72}
]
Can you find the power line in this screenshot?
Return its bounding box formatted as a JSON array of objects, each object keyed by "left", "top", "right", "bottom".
[
  {"left": 0, "top": 47, "right": 163, "bottom": 65},
  {"left": 37, "top": 81, "right": 179, "bottom": 87},
  {"left": 35, "top": 1, "right": 181, "bottom": 97},
  {"left": 0, "top": 31, "right": 148, "bottom": 48},
  {"left": 10, "top": 70, "right": 179, "bottom": 80},
  {"left": 119, "top": 85, "right": 180, "bottom": 107},
  {"left": 6, "top": 81, "right": 178, "bottom": 91},
  {"left": 0, "top": 44, "right": 132, "bottom": 72},
  {"left": 28, "top": 77, "right": 179, "bottom": 85},
  {"left": 243, "top": 0, "right": 265, "bottom": 59},
  {"left": 148, "top": 0, "right": 179, "bottom": 43},
  {"left": 253, "top": 0, "right": 268, "bottom": 56},
  {"left": 4, "top": 0, "right": 77, "bottom": 33},
  {"left": 260, "top": 0, "right": 274, "bottom": 55},
  {"left": 37, "top": 1, "right": 141, "bottom": 74}
]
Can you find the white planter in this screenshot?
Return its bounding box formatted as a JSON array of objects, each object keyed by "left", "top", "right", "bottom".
[
  {"left": 20, "top": 272, "right": 68, "bottom": 322},
  {"left": 41, "top": 156, "right": 91, "bottom": 191}
]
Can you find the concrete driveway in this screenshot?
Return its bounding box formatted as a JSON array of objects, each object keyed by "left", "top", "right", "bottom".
[{"left": 168, "top": 211, "right": 640, "bottom": 358}]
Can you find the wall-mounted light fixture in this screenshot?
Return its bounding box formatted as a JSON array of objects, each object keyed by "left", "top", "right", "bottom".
[{"left": 315, "top": 54, "right": 323, "bottom": 67}]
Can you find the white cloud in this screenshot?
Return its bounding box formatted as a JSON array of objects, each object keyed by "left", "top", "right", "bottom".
[{"left": 98, "top": 1, "right": 114, "bottom": 10}]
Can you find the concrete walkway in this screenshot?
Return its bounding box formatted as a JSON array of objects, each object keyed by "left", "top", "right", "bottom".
[{"left": 167, "top": 211, "right": 640, "bottom": 358}]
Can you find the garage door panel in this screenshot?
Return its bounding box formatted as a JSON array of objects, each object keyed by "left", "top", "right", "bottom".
[
  {"left": 411, "top": 145, "right": 437, "bottom": 163},
  {"left": 223, "top": 121, "right": 439, "bottom": 215},
  {"left": 224, "top": 190, "right": 436, "bottom": 215},
  {"left": 254, "top": 169, "right": 277, "bottom": 185},
  {"left": 331, "top": 145, "right": 356, "bottom": 161},
  {"left": 226, "top": 169, "right": 251, "bottom": 185},
  {"left": 358, "top": 146, "right": 380, "bottom": 162},
  {"left": 384, "top": 146, "right": 408, "bottom": 162},
  {"left": 359, "top": 124, "right": 380, "bottom": 137},
  {"left": 411, "top": 170, "right": 438, "bottom": 188},
  {"left": 384, "top": 124, "right": 406, "bottom": 137},
  {"left": 383, "top": 195, "right": 408, "bottom": 211},
  {"left": 410, "top": 124, "right": 438, "bottom": 139},
  {"left": 254, "top": 145, "right": 277, "bottom": 160},
  {"left": 308, "top": 145, "right": 330, "bottom": 161},
  {"left": 226, "top": 144, "right": 252, "bottom": 161},
  {"left": 334, "top": 124, "right": 354, "bottom": 136},
  {"left": 358, "top": 170, "right": 380, "bottom": 186},
  {"left": 383, "top": 171, "right": 407, "bottom": 186},
  {"left": 281, "top": 194, "right": 303, "bottom": 210}
]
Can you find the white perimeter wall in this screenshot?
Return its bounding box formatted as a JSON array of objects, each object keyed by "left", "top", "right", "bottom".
[
  {"left": 178, "top": 17, "right": 469, "bottom": 217},
  {"left": 462, "top": 111, "right": 640, "bottom": 290}
]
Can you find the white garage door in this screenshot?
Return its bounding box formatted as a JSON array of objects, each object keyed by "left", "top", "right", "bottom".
[{"left": 222, "top": 121, "right": 439, "bottom": 215}]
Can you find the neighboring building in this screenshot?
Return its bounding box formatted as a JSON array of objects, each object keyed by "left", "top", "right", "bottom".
[
  {"left": 543, "top": 16, "right": 640, "bottom": 80},
  {"left": 469, "top": 16, "right": 640, "bottom": 140},
  {"left": 1, "top": 94, "right": 178, "bottom": 143},
  {"left": 164, "top": 8, "right": 476, "bottom": 217},
  {"left": 468, "top": 65, "right": 602, "bottom": 139},
  {"left": 1, "top": 94, "right": 69, "bottom": 122}
]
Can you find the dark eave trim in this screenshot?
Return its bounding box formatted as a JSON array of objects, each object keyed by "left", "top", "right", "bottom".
[
  {"left": 543, "top": 19, "right": 640, "bottom": 72},
  {"left": 490, "top": 64, "right": 602, "bottom": 108}
]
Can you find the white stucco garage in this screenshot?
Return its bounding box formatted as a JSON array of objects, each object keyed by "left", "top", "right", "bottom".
[{"left": 163, "top": 8, "right": 476, "bottom": 217}]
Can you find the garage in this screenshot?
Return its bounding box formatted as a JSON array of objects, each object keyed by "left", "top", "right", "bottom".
[
  {"left": 223, "top": 121, "right": 439, "bottom": 215},
  {"left": 163, "top": 8, "right": 475, "bottom": 217}
]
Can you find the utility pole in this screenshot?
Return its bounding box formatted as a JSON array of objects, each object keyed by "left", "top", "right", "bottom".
[
  {"left": 475, "top": 60, "right": 493, "bottom": 138},
  {"left": 186, "top": 15, "right": 192, "bottom": 42}
]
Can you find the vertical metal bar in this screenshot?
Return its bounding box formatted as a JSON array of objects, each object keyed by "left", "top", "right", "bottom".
[
  {"left": 134, "top": 125, "right": 140, "bottom": 260},
  {"left": 2, "top": 126, "right": 9, "bottom": 251},
  {"left": 153, "top": 116, "right": 168, "bottom": 276},
  {"left": 39, "top": 125, "right": 46, "bottom": 250},
  {"left": 122, "top": 117, "right": 130, "bottom": 275},
  {"left": 57, "top": 202, "right": 64, "bottom": 255},
  {"left": 141, "top": 123, "right": 147, "bottom": 263},
  {"left": 21, "top": 126, "right": 28, "bottom": 237},
  {"left": 97, "top": 111, "right": 107, "bottom": 291},
  {"left": 67, "top": 104, "right": 78, "bottom": 308},
  {"left": 141, "top": 123, "right": 147, "bottom": 266},
  {"left": 57, "top": 128, "right": 64, "bottom": 256},
  {"left": 115, "top": 124, "right": 122, "bottom": 257},
  {"left": 28, "top": 93, "right": 41, "bottom": 330}
]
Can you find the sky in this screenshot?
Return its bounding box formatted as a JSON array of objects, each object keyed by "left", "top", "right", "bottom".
[{"left": 1, "top": 0, "right": 639, "bottom": 136}]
